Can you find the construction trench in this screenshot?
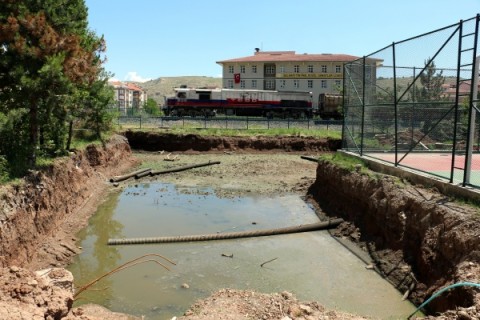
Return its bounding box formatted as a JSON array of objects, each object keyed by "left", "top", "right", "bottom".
[{"left": 0, "top": 131, "right": 479, "bottom": 319}]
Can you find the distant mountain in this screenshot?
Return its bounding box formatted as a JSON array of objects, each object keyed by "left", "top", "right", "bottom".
[{"left": 138, "top": 76, "right": 222, "bottom": 104}]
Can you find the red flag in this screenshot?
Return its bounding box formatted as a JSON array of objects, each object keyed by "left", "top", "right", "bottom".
[{"left": 234, "top": 73, "right": 241, "bottom": 84}]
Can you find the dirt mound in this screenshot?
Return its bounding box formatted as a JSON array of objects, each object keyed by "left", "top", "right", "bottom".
[
  {"left": 178, "top": 289, "right": 368, "bottom": 320},
  {"left": 0, "top": 266, "right": 73, "bottom": 320},
  {"left": 124, "top": 131, "right": 342, "bottom": 153}
]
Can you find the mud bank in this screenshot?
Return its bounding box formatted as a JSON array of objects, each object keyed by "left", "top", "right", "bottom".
[
  {"left": 0, "top": 135, "right": 136, "bottom": 269},
  {"left": 124, "top": 130, "right": 342, "bottom": 152},
  {"left": 308, "top": 159, "right": 480, "bottom": 317}
]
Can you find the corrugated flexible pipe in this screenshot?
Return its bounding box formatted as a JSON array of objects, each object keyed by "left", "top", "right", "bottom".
[{"left": 107, "top": 218, "right": 344, "bottom": 245}]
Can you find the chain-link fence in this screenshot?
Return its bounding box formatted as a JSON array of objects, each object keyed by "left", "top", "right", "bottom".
[
  {"left": 343, "top": 14, "right": 480, "bottom": 188},
  {"left": 115, "top": 116, "right": 342, "bottom": 132}
]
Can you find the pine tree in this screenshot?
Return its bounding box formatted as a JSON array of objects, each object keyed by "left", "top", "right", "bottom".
[{"left": 0, "top": 0, "right": 107, "bottom": 170}]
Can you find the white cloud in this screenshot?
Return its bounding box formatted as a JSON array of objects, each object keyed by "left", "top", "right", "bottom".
[{"left": 124, "top": 72, "right": 152, "bottom": 83}]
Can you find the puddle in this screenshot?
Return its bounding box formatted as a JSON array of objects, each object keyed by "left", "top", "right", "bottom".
[{"left": 68, "top": 182, "right": 420, "bottom": 319}]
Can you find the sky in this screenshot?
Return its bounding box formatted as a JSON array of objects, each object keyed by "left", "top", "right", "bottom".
[{"left": 84, "top": 0, "right": 480, "bottom": 82}]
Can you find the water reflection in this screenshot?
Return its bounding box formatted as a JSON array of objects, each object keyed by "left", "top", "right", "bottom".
[
  {"left": 69, "top": 191, "right": 124, "bottom": 306},
  {"left": 68, "top": 182, "right": 420, "bottom": 319}
]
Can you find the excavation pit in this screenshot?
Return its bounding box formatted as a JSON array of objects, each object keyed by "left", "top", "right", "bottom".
[{"left": 68, "top": 182, "right": 420, "bottom": 319}]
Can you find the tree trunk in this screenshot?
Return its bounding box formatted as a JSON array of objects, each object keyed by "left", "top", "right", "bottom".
[
  {"left": 28, "top": 102, "right": 38, "bottom": 167},
  {"left": 66, "top": 120, "right": 73, "bottom": 151}
]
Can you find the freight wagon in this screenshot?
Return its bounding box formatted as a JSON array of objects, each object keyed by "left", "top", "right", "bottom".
[{"left": 317, "top": 93, "right": 343, "bottom": 120}]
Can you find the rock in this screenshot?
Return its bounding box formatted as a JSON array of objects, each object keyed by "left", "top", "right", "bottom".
[
  {"left": 36, "top": 268, "right": 74, "bottom": 292},
  {"left": 299, "top": 304, "right": 313, "bottom": 315},
  {"left": 281, "top": 291, "right": 293, "bottom": 300},
  {"left": 181, "top": 283, "right": 190, "bottom": 289}
]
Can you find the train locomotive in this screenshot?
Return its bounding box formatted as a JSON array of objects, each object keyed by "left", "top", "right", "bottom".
[{"left": 163, "top": 87, "right": 313, "bottom": 118}]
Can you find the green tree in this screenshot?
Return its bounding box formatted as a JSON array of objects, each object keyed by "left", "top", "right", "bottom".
[
  {"left": 416, "top": 59, "right": 447, "bottom": 134},
  {"left": 81, "top": 73, "right": 115, "bottom": 143},
  {"left": 418, "top": 60, "right": 445, "bottom": 101},
  {"left": 0, "top": 0, "right": 107, "bottom": 170},
  {"left": 144, "top": 98, "right": 161, "bottom": 116}
]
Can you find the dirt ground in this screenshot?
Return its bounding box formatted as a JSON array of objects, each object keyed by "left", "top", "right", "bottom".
[
  {"left": 22, "top": 146, "right": 380, "bottom": 320},
  {"left": 3, "top": 134, "right": 479, "bottom": 319}
]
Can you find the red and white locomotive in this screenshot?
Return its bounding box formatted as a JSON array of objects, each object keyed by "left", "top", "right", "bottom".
[{"left": 163, "top": 87, "right": 313, "bottom": 118}]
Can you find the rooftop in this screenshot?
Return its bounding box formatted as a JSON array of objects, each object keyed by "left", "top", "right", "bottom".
[{"left": 217, "top": 50, "right": 360, "bottom": 64}]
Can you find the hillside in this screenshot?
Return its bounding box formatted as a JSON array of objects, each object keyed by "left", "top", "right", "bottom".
[{"left": 139, "top": 76, "right": 222, "bottom": 104}]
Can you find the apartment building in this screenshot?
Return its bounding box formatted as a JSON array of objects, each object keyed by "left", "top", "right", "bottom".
[
  {"left": 109, "top": 81, "right": 147, "bottom": 113},
  {"left": 216, "top": 49, "right": 360, "bottom": 107}
]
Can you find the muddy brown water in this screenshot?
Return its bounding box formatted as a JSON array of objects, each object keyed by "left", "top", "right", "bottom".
[{"left": 68, "top": 182, "right": 421, "bottom": 319}]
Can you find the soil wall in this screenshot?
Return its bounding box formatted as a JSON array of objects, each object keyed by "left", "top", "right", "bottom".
[
  {"left": 0, "top": 135, "right": 135, "bottom": 268},
  {"left": 124, "top": 130, "right": 341, "bottom": 152},
  {"left": 308, "top": 159, "right": 480, "bottom": 314}
]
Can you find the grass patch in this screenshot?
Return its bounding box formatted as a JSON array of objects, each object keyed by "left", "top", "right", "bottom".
[
  {"left": 319, "top": 152, "right": 368, "bottom": 172},
  {"left": 122, "top": 127, "right": 341, "bottom": 139}
]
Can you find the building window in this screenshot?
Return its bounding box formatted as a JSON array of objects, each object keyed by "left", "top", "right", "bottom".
[
  {"left": 321, "top": 65, "right": 327, "bottom": 73},
  {"left": 228, "top": 66, "right": 234, "bottom": 73},
  {"left": 227, "top": 80, "right": 233, "bottom": 88},
  {"left": 279, "top": 66, "right": 285, "bottom": 73},
  {"left": 335, "top": 65, "right": 341, "bottom": 73},
  {"left": 240, "top": 65, "right": 246, "bottom": 73},
  {"left": 294, "top": 80, "right": 299, "bottom": 88},
  {"left": 365, "top": 66, "right": 372, "bottom": 80},
  {"left": 252, "top": 80, "right": 257, "bottom": 88},
  {"left": 265, "top": 79, "right": 275, "bottom": 90},
  {"left": 279, "top": 80, "right": 286, "bottom": 88},
  {"left": 240, "top": 80, "right": 245, "bottom": 88},
  {"left": 294, "top": 65, "right": 300, "bottom": 73},
  {"left": 308, "top": 65, "right": 314, "bottom": 73},
  {"left": 335, "top": 80, "right": 341, "bottom": 87},
  {"left": 307, "top": 80, "right": 313, "bottom": 88},
  {"left": 252, "top": 65, "right": 257, "bottom": 73},
  {"left": 265, "top": 64, "right": 275, "bottom": 75},
  {"left": 321, "top": 80, "right": 327, "bottom": 88}
]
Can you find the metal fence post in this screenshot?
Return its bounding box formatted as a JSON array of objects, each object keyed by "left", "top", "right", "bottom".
[{"left": 392, "top": 43, "right": 398, "bottom": 166}]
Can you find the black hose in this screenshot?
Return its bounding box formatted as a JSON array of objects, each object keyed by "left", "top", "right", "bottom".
[
  {"left": 107, "top": 218, "right": 344, "bottom": 245},
  {"left": 150, "top": 161, "right": 221, "bottom": 176},
  {"left": 300, "top": 155, "right": 319, "bottom": 162}
]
